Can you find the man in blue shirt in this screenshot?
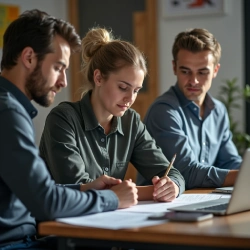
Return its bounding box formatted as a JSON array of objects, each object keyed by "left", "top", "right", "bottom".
[
  {"left": 0, "top": 9, "right": 137, "bottom": 249},
  {"left": 139, "top": 28, "right": 241, "bottom": 189}
]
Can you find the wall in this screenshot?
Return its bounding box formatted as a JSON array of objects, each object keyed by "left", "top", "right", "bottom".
[
  {"left": 0, "top": 0, "right": 68, "bottom": 145},
  {"left": 0, "top": 0, "right": 245, "bottom": 145},
  {"left": 158, "top": 0, "right": 244, "bottom": 131}
]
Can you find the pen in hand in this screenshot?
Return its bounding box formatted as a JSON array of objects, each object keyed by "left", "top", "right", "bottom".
[
  {"left": 164, "top": 154, "right": 177, "bottom": 177},
  {"left": 153, "top": 153, "right": 177, "bottom": 202}
]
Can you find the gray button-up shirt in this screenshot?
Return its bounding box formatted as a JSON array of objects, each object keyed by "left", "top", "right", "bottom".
[{"left": 39, "top": 91, "right": 185, "bottom": 194}]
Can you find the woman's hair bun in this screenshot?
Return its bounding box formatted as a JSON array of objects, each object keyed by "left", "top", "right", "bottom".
[{"left": 81, "top": 27, "right": 114, "bottom": 62}]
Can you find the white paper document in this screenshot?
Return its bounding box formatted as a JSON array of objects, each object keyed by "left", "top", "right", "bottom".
[
  {"left": 56, "top": 193, "right": 230, "bottom": 229},
  {"left": 118, "top": 193, "right": 230, "bottom": 213},
  {"left": 57, "top": 211, "right": 164, "bottom": 229}
]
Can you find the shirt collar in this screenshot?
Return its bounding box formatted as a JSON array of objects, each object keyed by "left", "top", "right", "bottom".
[
  {"left": 0, "top": 76, "right": 37, "bottom": 119},
  {"left": 80, "top": 90, "right": 124, "bottom": 135},
  {"left": 173, "top": 82, "right": 215, "bottom": 111}
]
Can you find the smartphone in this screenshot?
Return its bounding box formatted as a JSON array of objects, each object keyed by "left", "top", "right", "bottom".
[
  {"left": 212, "top": 187, "right": 233, "bottom": 194},
  {"left": 148, "top": 211, "right": 213, "bottom": 222}
]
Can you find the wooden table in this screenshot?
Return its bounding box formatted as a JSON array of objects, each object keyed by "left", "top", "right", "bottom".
[{"left": 38, "top": 189, "right": 250, "bottom": 250}]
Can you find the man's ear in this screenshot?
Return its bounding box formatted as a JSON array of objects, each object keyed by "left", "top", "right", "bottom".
[
  {"left": 93, "top": 69, "right": 102, "bottom": 86},
  {"left": 21, "top": 47, "right": 37, "bottom": 70},
  {"left": 213, "top": 63, "right": 220, "bottom": 78}
]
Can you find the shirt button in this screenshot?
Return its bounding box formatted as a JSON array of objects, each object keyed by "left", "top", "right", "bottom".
[
  {"left": 104, "top": 167, "right": 109, "bottom": 172},
  {"left": 194, "top": 107, "right": 197, "bottom": 111},
  {"left": 201, "top": 159, "right": 205, "bottom": 163},
  {"left": 203, "top": 142, "right": 206, "bottom": 145},
  {"left": 101, "top": 138, "right": 105, "bottom": 142}
]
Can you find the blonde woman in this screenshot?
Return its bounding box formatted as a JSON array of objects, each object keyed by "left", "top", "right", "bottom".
[{"left": 40, "top": 27, "right": 185, "bottom": 202}]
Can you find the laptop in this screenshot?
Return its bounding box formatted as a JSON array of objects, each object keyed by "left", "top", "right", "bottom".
[{"left": 169, "top": 148, "right": 250, "bottom": 215}]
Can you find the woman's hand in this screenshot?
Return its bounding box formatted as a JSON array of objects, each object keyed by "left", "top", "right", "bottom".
[{"left": 152, "top": 176, "right": 179, "bottom": 202}]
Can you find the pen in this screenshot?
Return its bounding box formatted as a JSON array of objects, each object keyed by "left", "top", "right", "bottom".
[{"left": 164, "top": 154, "right": 176, "bottom": 177}]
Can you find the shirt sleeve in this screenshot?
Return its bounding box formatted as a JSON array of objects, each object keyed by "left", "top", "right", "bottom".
[
  {"left": 56, "top": 183, "right": 81, "bottom": 190},
  {"left": 39, "top": 106, "right": 93, "bottom": 184},
  {"left": 0, "top": 108, "right": 118, "bottom": 221},
  {"left": 144, "top": 102, "right": 241, "bottom": 189},
  {"left": 131, "top": 117, "right": 185, "bottom": 195},
  {"left": 213, "top": 110, "right": 242, "bottom": 170}
]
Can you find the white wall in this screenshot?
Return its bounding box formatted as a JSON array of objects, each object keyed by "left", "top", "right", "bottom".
[
  {"left": 158, "top": 0, "right": 244, "bottom": 131},
  {"left": 0, "top": 0, "right": 69, "bottom": 145}
]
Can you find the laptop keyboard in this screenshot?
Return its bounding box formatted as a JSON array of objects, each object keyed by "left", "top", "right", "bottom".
[{"left": 196, "top": 203, "right": 228, "bottom": 211}]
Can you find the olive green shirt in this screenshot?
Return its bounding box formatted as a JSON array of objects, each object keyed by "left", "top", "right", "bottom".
[{"left": 39, "top": 91, "right": 185, "bottom": 194}]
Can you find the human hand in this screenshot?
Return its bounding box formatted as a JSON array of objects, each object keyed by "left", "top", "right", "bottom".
[
  {"left": 110, "top": 180, "right": 138, "bottom": 209},
  {"left": 152, "top": 176, "right": 179, "bottom": 202},
  {"left": 223, "top": 170, "right": 238, "bottom": 186},
  {"left": 80, "top": 175, "right": 122, "bottom": 192}
]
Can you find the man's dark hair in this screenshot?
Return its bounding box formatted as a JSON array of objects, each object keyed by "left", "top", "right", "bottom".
[
  {"left": 1, "top": 9, "right": 81, "bottom": 71},
  {"left": 172, "top": 28, "right": 221, "bottom": 65}
]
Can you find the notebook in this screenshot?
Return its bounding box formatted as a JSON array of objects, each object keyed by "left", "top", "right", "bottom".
[
  {"left": 169, "top": 149, "right": 250, "bottom": 215},
  {"left": 212, "top": 186, "right": 234, "bottom": 194}
]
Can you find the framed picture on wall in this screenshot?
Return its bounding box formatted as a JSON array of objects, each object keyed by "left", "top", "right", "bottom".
[{"left": 162, "top": 0, "right": 228, "bottom": 19}]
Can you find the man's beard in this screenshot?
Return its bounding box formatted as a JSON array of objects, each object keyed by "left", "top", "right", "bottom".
[{"left": 25, "top": 64, "right": 54, "bottom": 107}]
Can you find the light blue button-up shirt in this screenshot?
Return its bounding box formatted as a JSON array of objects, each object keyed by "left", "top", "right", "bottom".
[{"left": 142, "top": 83, "right": 242, "bottom": 189}]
